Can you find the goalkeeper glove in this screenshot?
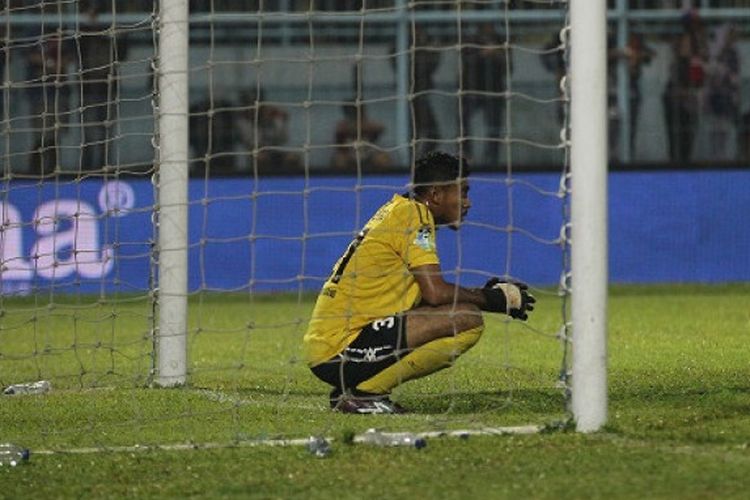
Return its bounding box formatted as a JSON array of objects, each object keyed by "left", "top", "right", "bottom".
[{"left": 481, "top": 277, "right": 536, "bottom": 320}]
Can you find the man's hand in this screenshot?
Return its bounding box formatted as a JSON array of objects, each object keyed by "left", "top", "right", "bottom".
[{"left": 481, "top": 278, "right": 536, "bottom": 320}]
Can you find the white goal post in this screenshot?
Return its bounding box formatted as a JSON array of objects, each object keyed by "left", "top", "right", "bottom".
[
  {"left": 155, "top": 0, "right": 189, "bottom": 387},
  {"left": 570, "top": 0, "right": 608, "bottom": 432}
]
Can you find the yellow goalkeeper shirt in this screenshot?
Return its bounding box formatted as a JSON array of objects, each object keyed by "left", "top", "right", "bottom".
[{"left": 304, "top": 194, "right": 440, "bottom": 366}]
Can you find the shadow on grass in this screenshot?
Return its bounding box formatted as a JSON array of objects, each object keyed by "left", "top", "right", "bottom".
[
  {"left": 220, "top": 387, "right": 565, "bottom": 415},
  {"left": 191, "top": 383, "right": 569, "bottom": 422},
  {"left": 398, "top": 388, "right": 565, "bottom": 416},
  {"left": 215, "top": 385, "right": 565, "bottom": 415},
  {"left": 611, "top": 381, "right": 750, "bottom": 404}
]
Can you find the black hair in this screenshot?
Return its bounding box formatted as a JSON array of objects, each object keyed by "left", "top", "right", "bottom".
[{"left": 412, "top": 151, "right": 470, "bottom": 195}]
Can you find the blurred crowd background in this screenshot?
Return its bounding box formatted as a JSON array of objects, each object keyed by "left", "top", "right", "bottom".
[{"left": 0, "top": 1, "right": 749, "bottom": 174}]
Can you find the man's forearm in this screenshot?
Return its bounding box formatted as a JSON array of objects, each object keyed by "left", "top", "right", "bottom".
[{"left": 422, "top": 280, "right": 486, "bottom": 309}]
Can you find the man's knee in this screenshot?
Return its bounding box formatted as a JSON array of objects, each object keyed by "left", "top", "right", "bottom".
[
  {"left": 448, "top": 304, "right": 484, "bottom": 355},
  {"left": 404, "top": 303, "right": 484, "bottom": 349},
  {"left": 450, "top": 302, "right": 484, "bottom": 334},
  {"left": 446, "top": 303, "right": 484, "bottom": 352}
]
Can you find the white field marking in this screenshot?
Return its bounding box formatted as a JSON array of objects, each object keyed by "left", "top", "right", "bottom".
[
  {"left": 32, "top": 439, "right": 314, "bottom": 455},
  {"left": 32, "top": 430, "right": 750, "bottom": 460},
  {"left": 192, "top": 388, "right": 322, "bottom": 411},
  {"left": 416, "top": 425, "right": 543, "bottom": 438},
  {"left": 32, "top": 425, "right": 544, "bottom": 456}
]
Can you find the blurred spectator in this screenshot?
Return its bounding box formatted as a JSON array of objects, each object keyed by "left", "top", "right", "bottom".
[
  {"left": 0, "top": 26, "right": 6, "bottom": 121},
  {"left": 540, "top": 31, "right": 566, "bottom": 127},
  {"left": 189, "top": 97, "right": 238, "bottom": 174},
  {"left": 607, "top": 31, "right": 620, "bottom": 160},
  {"left": 662, "top": 9, "right": 707, "bottom": 164},
  {"left": 460, "top": 22, "right": 511, "bottom": 165},
  {"left": 609, "top": 32, "right": 655, "bottom": 159},
  {"left": 393, "top": 28, "right": 442, "bottom": 156},
  {"left": 77, "top": 3, "right": 129, "bottom": 171},
  {"left": 25, "top": 28, "right": 72, "bottom": 175},
  {"left": 741, "top": 111, "right": 750, "bottom": 162},
  {"left": 330, "top": 104, "right": 390, "bottom": 170},
  {"left": 704, "top": 24, "right": 740, "bottom": 161},
  {"left": 236, "top": 89, "right": 301, "bottom": 172},
  {"left": 413, "top": 29, "right": 442, "bottom": 155}
]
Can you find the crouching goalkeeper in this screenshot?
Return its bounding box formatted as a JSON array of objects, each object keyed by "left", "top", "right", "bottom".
[{"left": 303, "top": 152, "right": 536, "bottom": 414}]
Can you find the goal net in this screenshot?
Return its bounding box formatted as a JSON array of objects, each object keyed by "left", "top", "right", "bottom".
[{"left": 0, "top": 1, "right": 582, "bottom": 452}]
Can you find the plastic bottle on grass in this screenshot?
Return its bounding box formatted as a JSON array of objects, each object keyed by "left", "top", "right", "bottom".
[
  {"left": 306, "top": 436, "right": 331, "bottom": 458},
  {"left": 0, "top": 444, "right": 30, "bottom": 467},
  {"left": 3, "top": 380, "right": 51, "bottom": 395},
  {"left": 357, "top": 429, "right": 427, "bottom": 449}
]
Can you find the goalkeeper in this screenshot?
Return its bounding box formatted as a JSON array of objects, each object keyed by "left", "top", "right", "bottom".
[{"left": 304, "top": 152, "right": 535, "bottom": 414}]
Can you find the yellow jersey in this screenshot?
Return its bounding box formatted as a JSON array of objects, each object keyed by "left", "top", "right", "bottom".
[{"left": 304, "top": 194, "right": 440, "bottom": 366}]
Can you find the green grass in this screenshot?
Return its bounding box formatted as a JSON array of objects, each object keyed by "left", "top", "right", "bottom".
[{"left": 1, "top": 284, "right": 750, "bottom": 498}]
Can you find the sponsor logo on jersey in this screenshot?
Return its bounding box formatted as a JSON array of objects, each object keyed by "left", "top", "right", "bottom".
[{"left": 413, "top": 225, "right": 435, "bottom": 251}]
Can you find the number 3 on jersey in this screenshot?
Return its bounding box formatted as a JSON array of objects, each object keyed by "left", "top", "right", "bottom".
[{"left": 372, "top": 316, "right": 395, "bottom": 331}]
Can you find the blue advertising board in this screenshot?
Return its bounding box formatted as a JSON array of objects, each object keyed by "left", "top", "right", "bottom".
[{"left": 1, "top": 170, "right": 748, "bottom": 295}]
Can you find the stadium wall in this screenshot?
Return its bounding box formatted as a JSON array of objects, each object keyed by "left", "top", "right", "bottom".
[{"left": 1, "top": 169, "right": 748, "bottom": 295}]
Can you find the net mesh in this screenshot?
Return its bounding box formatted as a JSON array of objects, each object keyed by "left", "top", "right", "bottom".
[{"left": 1, "top": 0, "right": 571, "bottom": 450}]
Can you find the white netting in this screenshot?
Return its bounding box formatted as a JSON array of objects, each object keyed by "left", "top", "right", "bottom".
[
  {"left": 0, "top": 2, "right": 158, "bottom": 394},
  {"left": 1, "top": 1, "right": 571, "bottom": 449}
]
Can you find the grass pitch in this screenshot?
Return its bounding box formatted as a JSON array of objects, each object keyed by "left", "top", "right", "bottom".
[{"left": 1, "top": 284, "right": 749, "bottom": 499}]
